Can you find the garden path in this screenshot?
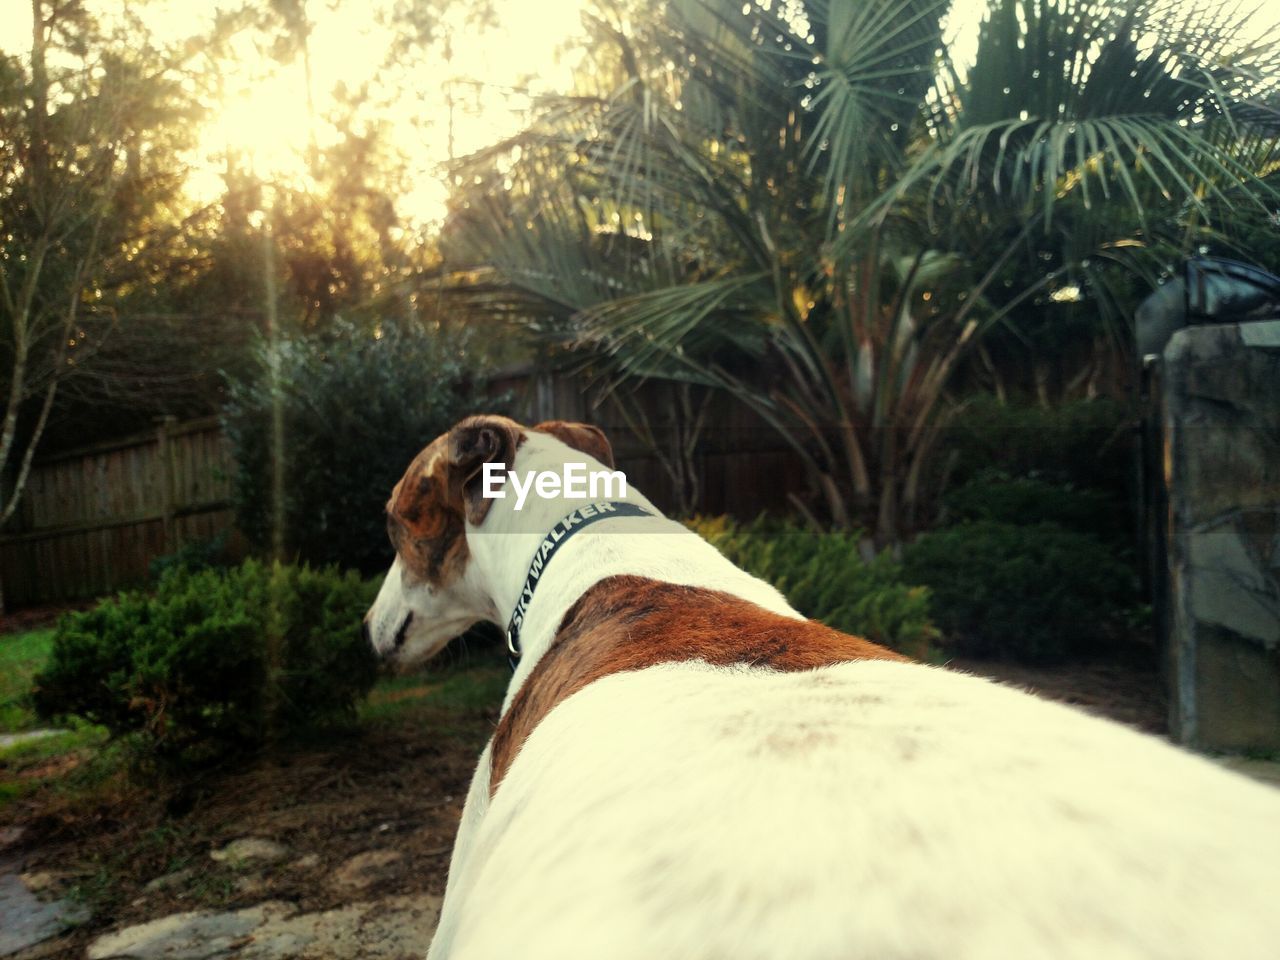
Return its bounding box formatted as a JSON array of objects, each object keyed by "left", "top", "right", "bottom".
[{"left": 0, "top": 829, "right": 88, "bottom": 957}]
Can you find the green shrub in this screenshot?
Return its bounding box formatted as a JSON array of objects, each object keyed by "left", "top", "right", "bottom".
[
  {"left": 689, "top": 516, "right": 938, "bottom": 659},
  {"left": 901, "top": 520, "right": 1135, "bottom": 662},
  {"left": 33, "top": 560, "right": 379, "bottom": 763},
  {"left": 149, "top": 533, "right": 233, "bottom": 581},
  {"left": 921, "top": 397, "right": 1140, "bottom": 662},
  {"left": 943, "top": 395, "right": 1131, "bottom": 494},
  {"left": 223, "top": 317, "right": 502, "bottom": 575},
  {"left": 943, "top": 472, "right": 1129, "bottom": 545}
]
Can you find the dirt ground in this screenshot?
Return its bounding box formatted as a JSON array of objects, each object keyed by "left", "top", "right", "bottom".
[
  {"left": 1, "top": 658, "right": 506, "bottom": 960},
  {"left": 2, "top": 641, "right": 1170, "bottom": 960}
]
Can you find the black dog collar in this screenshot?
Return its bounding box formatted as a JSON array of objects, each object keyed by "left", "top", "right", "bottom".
[{"left": 505, "top": 500, "right": 653, "bottom": 669}]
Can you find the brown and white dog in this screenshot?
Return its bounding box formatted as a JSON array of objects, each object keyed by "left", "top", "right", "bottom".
[{"left": 365, "top": 414, "right": 1280, "bottom": 960}]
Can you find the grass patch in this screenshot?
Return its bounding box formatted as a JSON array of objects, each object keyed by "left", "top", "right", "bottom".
[
  {"left": 0, "top": 723, "right": 107, "bottom": 763},
  {"left": 360, "top": 657, "right": 508, "bottom": 732},
  {"left": 1, "top": 626, "right": 114, "bottom": 814},
  {"left": 0, "top": 722, "right": 116, "bottom": 813},
  {"left": 0, "top": 628, "right": 55, "bottom": 731}
]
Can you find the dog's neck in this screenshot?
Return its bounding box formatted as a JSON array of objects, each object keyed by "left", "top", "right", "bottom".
[
  {"left": 462, "top": 434, "right": 664, "bottom": 704},
  {"left": 461, "top": 433, "right": 799, "bottom": 713}
]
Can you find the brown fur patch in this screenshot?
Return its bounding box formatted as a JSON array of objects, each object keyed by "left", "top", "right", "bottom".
[
  {"left": 385, "top": 415, "right": 527, "bottom": 586},
  {"left": 449, "top": 416, "right": 526, "bottom": 525},
  {"left": 489, "top": 576, "right": 909, "bottom": 795},
  {"left": 387, "top": 436, "right": 471, "bottom": 586},
  {"left": 531, "top": 420, "right": 615, "bottom": 469}
]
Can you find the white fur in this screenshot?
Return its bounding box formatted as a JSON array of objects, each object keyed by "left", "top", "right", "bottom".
[
  {"left": 441, "top": 660, "right": 1280, "bottom": 959},
  {"left": 368, "top": 431, "right": 1280, "bottom": 960}
]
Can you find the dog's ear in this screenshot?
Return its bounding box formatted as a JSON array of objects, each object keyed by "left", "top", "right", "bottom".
[
  {"left": 533, "top": 420, "right": 615, "bottom": 469},
  {"left": 448, "top": 415, "right": 524, "bottom": 526}
]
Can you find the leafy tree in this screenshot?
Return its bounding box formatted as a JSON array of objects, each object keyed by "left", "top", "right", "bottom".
[
  {"left": 46, "top": 3, "right": 460, "bottom": 441},
  {"left": 223, "top": 317, "right": 500, "bottom": 574},
  {"left": 443, "top": 0, "right": 1280, "bottom": 548},
  {"left": 0, "top": 1, "right": 204, "bottom": 609}
]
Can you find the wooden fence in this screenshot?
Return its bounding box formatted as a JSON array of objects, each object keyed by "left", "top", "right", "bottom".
[
  {"left": 489, "top": 366, "right": 805, "bottom": 518},
  {"left": 0, "top": 367, "right": 805, "bottom": 608},
  {"left": 0, "top": 417, "right": 238, "bottom": 608}
]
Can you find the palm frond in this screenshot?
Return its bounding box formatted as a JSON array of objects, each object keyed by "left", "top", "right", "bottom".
[{"left": 576, "top": 271, "right": 772, "bottom": 377}]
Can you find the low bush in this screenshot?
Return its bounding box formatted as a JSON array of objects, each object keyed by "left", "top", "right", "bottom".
[
  {"left": 689, "top": 516, "right": 938, "bottom": 659},
  {"left": 943, "top": 472, "right": 1129, "bottom": 545},
  {"left": 33, "top": 560, "right": 379, "bottom": 764},
  {"left": 919, "top": 396, "right": 1142, "bottom": 662},
  {"left": 901, "top": 520, "right": 1135, "bottom": 662},
  {"left": 943, "top": 395, "right": 1131, "bottom": 494},
  {"left": 148, "top": 533, "right": 234, "bottom": 581}
]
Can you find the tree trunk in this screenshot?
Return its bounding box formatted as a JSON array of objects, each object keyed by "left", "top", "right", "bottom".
[{"left": 29, "top": 0, "right": 48, "bottom": 194}]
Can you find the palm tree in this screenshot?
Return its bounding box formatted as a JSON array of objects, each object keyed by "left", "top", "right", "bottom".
[{"left": 443, "top": 0, "right": 1280, "bottom": 549}]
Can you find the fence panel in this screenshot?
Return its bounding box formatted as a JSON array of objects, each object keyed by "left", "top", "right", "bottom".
[
  {"left": 492, "top": 365, "right": 804, "bottom": 517},
  {"left": 2, "top": 371, "right": 807, "bottom": 609},
  {"left": 0, "top": 417, "right": 237, "bottom": 608}
]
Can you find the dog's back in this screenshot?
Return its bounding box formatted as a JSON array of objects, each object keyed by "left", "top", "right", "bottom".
[{"left": 440, "top": 657, "right": 1280, "bottom": 959}]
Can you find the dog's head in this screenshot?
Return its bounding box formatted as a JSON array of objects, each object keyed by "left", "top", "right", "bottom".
[{"left": 363, "top": 414, "right": 615, "bottom": 668}]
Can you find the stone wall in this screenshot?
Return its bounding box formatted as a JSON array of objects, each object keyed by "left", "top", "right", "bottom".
[{"left": 1157, "top": 321, "right": 1280, "bottom": 751}]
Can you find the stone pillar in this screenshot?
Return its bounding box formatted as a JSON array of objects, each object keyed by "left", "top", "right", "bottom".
[{"left": 1158, "top": 321, "right": 1280, "bottom": 751}]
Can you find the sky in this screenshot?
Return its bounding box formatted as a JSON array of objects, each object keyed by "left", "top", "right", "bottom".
[
  {"left": 0, "top": 0, "right": 592, "bottom": 227},
  {"left": 0, "top": 0, "right": 1275, "bottom": 229}
]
